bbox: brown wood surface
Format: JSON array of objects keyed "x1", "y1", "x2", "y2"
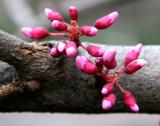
[{"x1": 0, "y1": 30, "x2": 159, "y2": 113}]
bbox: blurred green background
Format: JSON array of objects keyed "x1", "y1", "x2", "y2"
[{"x1": 0, "y1": 0, "x2": 160, "y2": 45}]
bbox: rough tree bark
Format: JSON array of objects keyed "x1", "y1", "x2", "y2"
[{"x1": 0, "y1": 30, "x2": 159, "y2": 113}]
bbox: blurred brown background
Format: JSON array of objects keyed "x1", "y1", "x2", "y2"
[{"x1": 0, "y1": 0, "x2": 160, "y2": 45}]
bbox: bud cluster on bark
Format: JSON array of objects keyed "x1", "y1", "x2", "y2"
[{"x1": 4, "y1": 6, "x2": 148, "y2": 113}]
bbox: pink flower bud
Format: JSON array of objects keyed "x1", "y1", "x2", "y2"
[
  {"x1": 124, "y1": 44, "x2": 143, "y2": 66},
  {"x1": 86, "y1": 45, "x2": 105, "y2": 57},
  {"x1": 57, "y1": 41, "x2": 67, "y2": 53},
  {"x1": 75, "y1": 56, "x2": 88, "y2": 70},
  {"x1": 81, "y1": 26, "x2": 98, "y2": 36},
  {"x1": 44, "y1": 8, "x2": 64, "y2": 22},
  {"x1": 95, "y1": 11, "x2": 119, "y2": 29},
  {"x1": 101, "y1": 83, "x2": 114, "y2": 95},
  {"x1": 102, "y1": 49, "x2": 117, "y2": 69},
  {"x1": 82, "y1": 60, "x2": 97, "y2": 75},
  {"x1": 124, "y1": 59, "x2": 147, "y2": 74},
  {"x1": 123, "y1": 91, "x2": 139, "y2": 112},
  {"x1": 52, "y1": 20, "x2": 68, "y2": 31},
  {"x1": 102, "y1": 93, "x2": 116, "y2": 110},
  {"x1": 95, "y1": 58, "x2": 103, "y2": 67},
  {"x1": 21, "y1": 27, "x2": 49, "y2": 39},
  {"x1": 75, "y1": 56, "x2": 96, "y2": 75},
  {"x1": 108, "y1": 11, "x2": 119, "y2": 24},
  {"x1": 65, "y1": 41, "x2": 77, "y2": 57},
  {"x1": 95, "y1": 58, "x2": 103, "y2": 72},
  {"x1": 69, "y1": 6, "x2": 78, "y2": 21},
  {"x1": 50, "y1": 47, "x2": 61, "y2": 58}
]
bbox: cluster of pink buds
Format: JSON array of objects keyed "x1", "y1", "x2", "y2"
[
  {"x1": 21, "y1": 6, "x2": 147, "y2": 112},
  {"x1": 75, "y1": 43, "x2": 147, "y2": 112},
  {"x1": 21, "y1": 6, "x2": 118, "y2": 58},
  {"x1": 97, "y1": 43, "x2": 147, "y2": 112}
]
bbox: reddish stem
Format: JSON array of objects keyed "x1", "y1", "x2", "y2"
[
  {"x1": 105, "y1": 68, "x2": 109, "y2": 75},
  {"x1": 80, "y1": 43, "x2": 87, "y2": 50},
  {"x1": 96, "y1": 72, "x2": 105, "y2": 79},
  {"x1": 115, "y1": 81, "x2": 125, "y2": 93},
  {"x1": 115, "y1": 66, "x2": 125, "y2": 74},
  {"x1": 49, "y1": 32, "x2": 68, "y2": 37}
]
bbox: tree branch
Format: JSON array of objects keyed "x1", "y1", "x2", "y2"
[{"x1": 0, "y1": 30, "x2": 159, "y2": 113}]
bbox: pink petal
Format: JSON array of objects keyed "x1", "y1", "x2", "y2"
[
  {"x1": 101, "y1": 83, "x2": 114, "y2": 95},
  {"x1": 65, "y1": 41, "x2": 77, "y2": 57},
  {"x1": 102, "y1": 93, "x2": 116, "y2": 110},
  {"x1": 124, "y1": 43, "x2": 143, "y2": 66},
  {"x1": 57, "y1": 41, "x2": 67, "y2": 52},
  {"x1": 50, "y1": 47, "x2": 61, "y2": 58},
  {"x1": 69, "y1": 6, "x2": 78, "y2": 21},
  {"x1": 124, "y1": 59, "x2": 147, "y2": 74},
  {"x1": 66, "y1": 47, "x2": 77, "y2": 57},
  {"x1": 21, "y1": 27, "x2": 32, "y2": 37},
  {"x1": 102, "y1": 100, "x2": 112, "y2": 110},
  {"x1": 95, "y1": 58, "x2": 103, "y2": 72},
  {"x1": 102, "y1": 49, "x2": 117, "y2": 69},
  {"x1": 75, "y1": 56, "x2": 87, "y2": 70},
  {"x1": 87, "y1": 45, "x2": 105, "y2": 57},
  {"x1": 22, "y1": 27, "x2": 49, "y2": 39},
  {"x1": 123, "y1": 91, "x2": 139, "y2": 112},
  {"x1": 95, "y1": 11, "x2": 119, "y2": 29},
  {"x1": 108, "y1": 11, "x2": 119, "y2": 24},
  {"x1": 101, "y1": 88, "x2": 108, "y2": 95},
  {"x1": 81, "y1": 26, "x2": 98, "y2": 36},
  {"x1": 130, "y1": 104, "x2": 139, "y2": 112},
  {"x1": 52, "y1": 20, "x2": 68, "y2": 31},
  {"x1": 44, "y1": 8, "x2": 64, "y2": 21},
  {"x1": 82, "y1": 60, "x2": 97, "y2": 75}
]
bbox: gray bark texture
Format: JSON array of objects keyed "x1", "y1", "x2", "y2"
[{"x1": 0, "y1": 29, "x2": 159, "y2": 113}]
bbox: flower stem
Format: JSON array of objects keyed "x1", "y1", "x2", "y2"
[
  {"x1": 115, "y1": 66, "x2": 125, "y2": 74},
  {"x1": 96, "y1": 72, "x2": 105, "y2": 79},
  {"x1": 105, "y1": 68, "x2": 109, "y2": 75},
  {"x1": 49, "y1": 32, "x2": 68, "y2": 37},
  {"x1": 115, "y1": 81, "x2": 125, "y2": 93},
  {"x1": 80, "y1": 43, "x2": 87, "y2": 50}
]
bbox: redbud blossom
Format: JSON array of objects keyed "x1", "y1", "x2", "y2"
[
  {"x1": 21, "y1": 27, "x2": 49, "y2": 39},
  {"x1": 102, "y1": 93, "x2": 116, "y2": 110},
  {"x1": 75, "y1": 56, "x2": 88, "y2": 70},
  {"x1": 44, "y1": 8, "x2": 64, "y2": 22},
  {"x1": 95, "y1": 11, "x2": 119, "y2": 29},
  {"x1": 95, "y1": 58, "x2": 103, "y2": 72},
  {"x1": 57, "y1": 41, "x2": 67, "y2": 53},
  {"x1": 82, "y1": 60, "x2": 97, "y2": 75},
  {"x1": 87, "y1": 45, "x2": 105, "y2": 57},
  {"x1": 21, "y1": 6, "x2": 148, "y2": 112},
  {"x1": 75, "y1": 56, "x2": 96, "y2": 75},
  {"x1": 65, "y1": 41, "x2": 77, "y2": 57},
  {"x1": 102, "y1": 49, "x2": 117, "y2": 69},
  {"x1": 69, "y1": 6, "x2": 78, "y2": 21},
  {"x1": 124, "y1": 44, "x2": 143, "y2": 66},
  {"x1": 52, "y1": 20, "x2": 68, "y2": 31},
  {"x1": 124, "y1": 59, "x2": 147, "y2": 74},
  {"x1": 50, "y1": 47, "x2": 61, "y2": 58},
  {"x1": 81, "y1": 26, "x2": 98, "y2": 36},
  {"x1": 101, "y1": 83, "x2": 114, "y2": 95},
  {"x1": 123, "y1": 91, "x2": 139, "y2": 112},
  {"x1": 108, "y1": 11, "x2": 119, "y2": 24}
]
